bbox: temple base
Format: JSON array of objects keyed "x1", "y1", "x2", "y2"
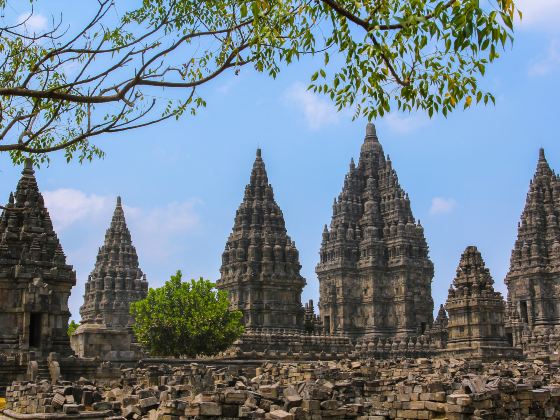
[{"x1": 70, "y1": 324, "x2": 142, "y2": 361}]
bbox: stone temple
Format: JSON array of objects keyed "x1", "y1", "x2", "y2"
[
  {"x1": 505, "y1": 148, "x2": 560, "y2": 353},
  {"x1": 0, "y1": 160, "x2": 75, "y2": 359},
  {"x1": 71, "y1": 197, "x2": 148, "y2": 360},
  {"x1": 216, "y1": 149, "x2": 306, "y2": 332},
  {"x1": 316, "y1": 123, "x2": 434, "y2": 339},
  {"x1": 3, "y1": 124, "x2": 560, "y2": 408},
  {"x1": 445, "y1": 245, "x2": 520, "y2": 358}
]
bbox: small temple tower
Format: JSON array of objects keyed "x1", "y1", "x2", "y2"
[
  {"x1": 0, "y1": 160, "x2": 76, "y2": 359},
  {"x1": 505, "y1": 149, "x2": 560, "y2": 336},
  {"x1": 71, "y1": 197, "x2": 148, "y2": 359},
  {"x1": 445, "y1": 246, "x2": 520, "y2": 358},
  {"x1": 316, "y1": 123, "x2": 434, "y2": 339},
  {"x1": 216, "y1": 149, "x2": 306, "y2": 332},
  {"x1": 427, "y1": 304, "x2": 449, "y2": 349}
]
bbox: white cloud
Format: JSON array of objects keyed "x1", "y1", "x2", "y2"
[
  {"x1": 43, "y1": 189, "x2": 110, "y2": 231},
  {"x1": 516, "y1": 0, "x2": 560, "y2": 32},
  {"x1": 284, "y1": 82, "x2": 340, "y2": 131},
  {"x1": 383, "y1": 112, "x2": 430, "y2": 135},
  {"x1": 125, "y1": 200, "x2": 199, "y2": 238},
  {"x1": 16, "y1": 12, "x2": 48, "y2": 33},
  {"x1": 429, "y1": 197, "x2": 456, "y2": 216},
  {"x1": 529, "y1": 39, "x2": 560, "y2": 76},
  {"x1": 43, "y1": 188, "x2": 200, "y2": 260}
]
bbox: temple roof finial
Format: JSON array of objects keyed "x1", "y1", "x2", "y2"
[
  {"x1": 22, "y1": 158, "x2": 34, "y2": 175},
  {"x1": 366, "y1": 122, "x2": 377, "y2": 138},
  {"x1": 116, "y1": 196, "x2": 122, "y2": 207},
  {"x1": 256, "y1": 148, "x2": 262, "y2": 158},
  {"x1": 539, "y1": 148, "x2": 546, "y2": 162}
]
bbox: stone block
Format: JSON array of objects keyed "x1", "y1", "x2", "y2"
[
  {"x1": 139, "y1": 396, "x2": 158, "y2": 410},
  {"x1": 225, "y1": 390, "x2": 248, "y2": 404},
  {"x1": 222, "y1": 403, "x2": 239, "y2": 417},
  {"x1": 270, "y1": 409, "x2": 294, "y2": 420},
  {"x1": 63, "y1": 404, "x2": 80, "y2": 414},
  {"x1": 52, "y1": 393, "x2": 65, "y2": 408},
  {"x1": 284, "y1": 394, "x2": 302, "y2": 410},
  {"x1": 424, "y1": 401, "x2": 445, "y2": 412},
  {"x1": 320, "y1": 400, "x2": 339, "y2": 410},
  {"x1": 199, "y1": 401, "x2": 222, "y2": 416},
  {"x1": 302, "y1": 399, "x2": 321, "y2": 412}
]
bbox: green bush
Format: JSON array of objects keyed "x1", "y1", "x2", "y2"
[{"x1": 130, "y1": 271, "x2": 244, "y2": 357}]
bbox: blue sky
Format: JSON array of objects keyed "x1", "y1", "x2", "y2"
[{"x1": 0, "y1": 0, "x2": 559, "y2": 322}]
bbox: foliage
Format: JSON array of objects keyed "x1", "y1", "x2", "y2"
[
  {"x1": 67, "y1": 320, "x2": 80, "y2": 336},
  {"x1": 0, "y1": 0, "x2": 518, "y2": 164},
  {"x1": 130, "y1": 271, "x2": 244, "y2": 357}
]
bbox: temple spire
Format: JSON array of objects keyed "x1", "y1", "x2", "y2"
[
  {"x1": 445, "y1": 245, "x2": 516, "y2": 358},
  {"x1": 0, "y1": 161, "x2": 75, "y2": 357},
  {"x1": 536, "y1": 147, "x2": 551, "y2": 174},
  {"x1": 506, "y1": 148, "x2": 560, "y2": 333},
  {"x1": 217, "y1": 149, "x2": 306, "y2": 332},
  {"x1": 79, "y1": 196, "x2": 147, "y2": 328},
  {"x1": 452, "y1": 246, "x2": 494, "y2": 290},
  {"x1": 317, "y1": 123, "x2": 433, "y2": 339},
  {"x1": 507, "y1": 148, "x2": 558, "y2": 275},
  {"x1": 539, "y1": 147, "x2": 546, "y2": 162}
]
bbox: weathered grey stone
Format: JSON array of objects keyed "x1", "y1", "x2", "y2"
[
  {"x1": 444, "y1": 246, "x2": 521, "y2": 359},
  {"x1": 71, "y1": 196, "x2": 148, "y2": 360},
  {"x1": 62, "y1": 403, "x2": 80, "y2": 414},
  {"x1": 0, "y1": 159, "x2": 76, "y2": 359},
  {"x1": 505, "y1": 149, "x2": 560, "y2": 355},
  {"x1": 216, "y1": 149, "x2": 306, "y2": 333},
  {"x1": 316, "y1": 123, "x2": 434, "y2": 340}
]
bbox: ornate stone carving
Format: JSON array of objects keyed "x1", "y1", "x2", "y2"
[
  {"x1": 0, "y1": 160, "x2": 75, "y2": 358},
  {"x1": 316, "y1": 123, "x2": 434, "y2": 339},
  {"x1": 505, "y1": 149, "x2": 560, "y2": 338},
  {"x1": 216, "y1": 149, "x2": 306, "y2": 332},
  {"x1": 72, "y1": 197, "x2": 147, "y2": 359},
  {"x1": 445, "y1": 246, "x2": 520, "y2": 358},
  {"x1": 78, "y1": 196, "x2": 147, "y2": 328}
]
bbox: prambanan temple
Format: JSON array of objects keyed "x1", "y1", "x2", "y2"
[
  {"x1": 316, "y1": 123, "x2": 433, "y2": 340},
  {"x1": 0, "y1": 123, "x2": 559, "y2": 388}
]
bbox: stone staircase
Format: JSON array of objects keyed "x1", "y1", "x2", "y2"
[{"x1": 36, "y1": 360, "x2": 50, "y2": 381}]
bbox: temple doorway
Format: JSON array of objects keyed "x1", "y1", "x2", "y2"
[
  {"x1": 520, "y1": 301, "x2": 529, "y2": 323},
  {"x1": 29, "y1": 313, "x2": 42, "y2": 348}
]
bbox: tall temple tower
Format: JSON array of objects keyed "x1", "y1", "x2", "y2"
[
  {"x1": 505, "y1": 149, "x2": 560, "y2": 335},
  {"x1": 0, "y1": 160, "x2": 76, "y2": 358},
  {"x1": 445, "y1": 246, "x2": 518, "y2": 358},
  {"x1": 316, "y1": 123, "x2": 434, "y2": 339},
  {"x1": 216, "y1": 149, "x2": 306, "y2": 332},
  {"x1": 71, "y1": 197, "x2": 148, "y2": 359}
]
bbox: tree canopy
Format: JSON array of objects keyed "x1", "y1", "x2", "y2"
[
  {"x1": 130, "y1": 271, "x2": 244, "y2": 357},
  {"x1": 67, "y1": 320, "x2": 79, "y2": 336},
  {"x1": 0, "y1": 0, "x2": 518, "y2": 164}
]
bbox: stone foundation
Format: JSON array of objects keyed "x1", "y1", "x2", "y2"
[{"x1": 70, "y1": 323, "x2": 141, "y2": 361}]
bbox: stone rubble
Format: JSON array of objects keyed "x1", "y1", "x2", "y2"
[
  {"x1": 4, "y1": 377, "x2": 114, "y2": 416},
  {"x1": 5, "y1": 358, "x2": 560, "y2": 419}
]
